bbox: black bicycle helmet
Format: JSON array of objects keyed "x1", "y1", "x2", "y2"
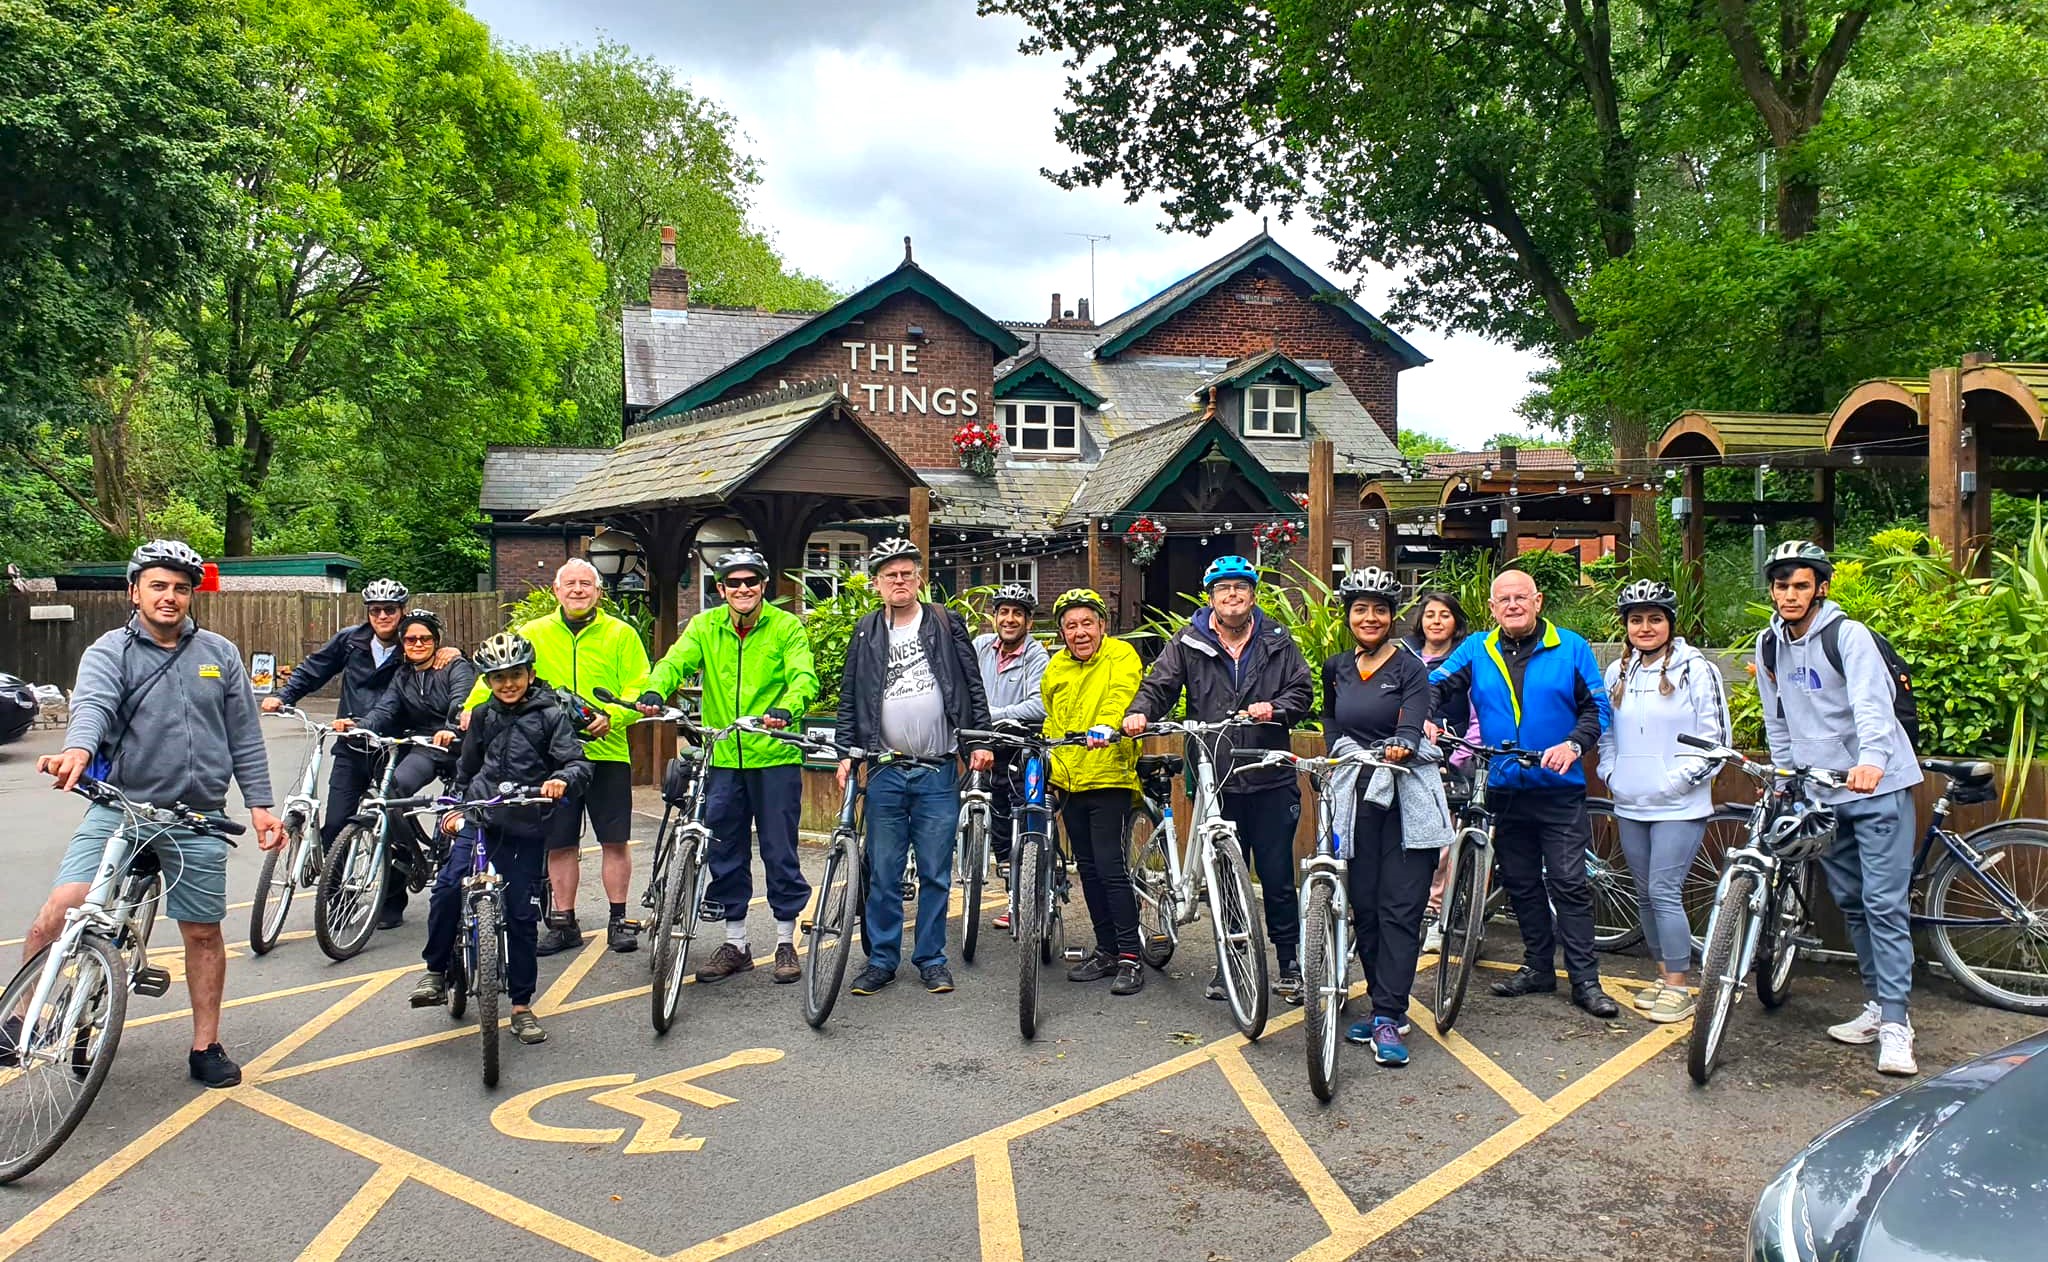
[
  {"x1": 713, "y1": 548, "x2": 769, "y2": 580},
  {"x1": 1764, "y1": 540, "x2": 1833, "y2": 583},
  {"x1": 1335, "y1": 566, "x2": 1402, "y2": 610},
  {"x1": 868, "y1": 537, "x2": 922, "y2": 573},
  {"x1": 361, "y1": 577, "x2": 410, "y2": 605},
  {"x1": 991, "y1": 583, "x2": 1037, "y2": 613},
  {"x1": 126, "y1": 539, "x2": 205, "y2": 584},
  {"x1": 1614, "y1": 579, "x2": 1678, "y2": 618},
  {"x1": 473, "y1": 631, "x2": 536, "y2": 673},
  {"x1": 1769, "y1": 805, "x2": 1838, "y2": 862},
  {"x1": 397, "y1": 609, "x2": 442, "y2": 642}
]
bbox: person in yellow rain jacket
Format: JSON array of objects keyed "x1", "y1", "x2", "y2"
[{"x1": 1040, "y1": 588, "x2": 1146, "y2": 996}]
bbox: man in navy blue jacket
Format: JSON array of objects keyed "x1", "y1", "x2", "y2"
[{"x1": 1431, "y1": 568, "x2": 1617, "y2": 1017}]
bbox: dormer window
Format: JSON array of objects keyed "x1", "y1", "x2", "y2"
[
  {"x1": 1000, "y1": 401, "x2": 1080, "y2": 454},
  {"x1": 1244, "y1": 384, "x2": 1301, "y2": 438}
]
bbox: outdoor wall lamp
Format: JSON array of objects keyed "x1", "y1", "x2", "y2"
[
  {"x1": 1960, "y1": 470, "x2": 1979, "y2": 498},
  {"x1": 585, "y1": 527, "x2": 643, "y2": 586},
  {"x1": 907, "y1": 325, "x2": 926, "y2": 340},
  {"x1": 1671, "y1": 496, "x2": 1693, "y2": 519}
]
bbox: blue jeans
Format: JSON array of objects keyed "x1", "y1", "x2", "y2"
[
  {"x1": 1818, "y1": 788, "x2": 1918, "y2": 1022},
  {"x1": 1616, "y1": 817, "x2": 1707, "y2": 974},
  {"x1": 424, "y1": 825, "x2": 546, "y2": 1006},
  {"x1": 863, "y1": 761, "x2": 959, "y2": 974}
]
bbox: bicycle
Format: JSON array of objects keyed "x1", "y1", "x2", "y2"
[
  {"x1": 1433, "y1": 734, "x2": 1542, "y2": 1035},
  {"x1": 1898, "y1": 758, "x2": 2048, "y2": 1014},
  {"x1": 778, "y1": 731, "x2": 876, "y2": 1029},
  {"x1": 960, "y1": 726, "x2": 1097, "y2": 1039},
  {"x1": 1671, "y1": 734, "x2": 1848, "y2": 1083},
  {"x1": 0, "y1": 780, "x2": 241, "y2": 1183},
  {"x1": 594, "y1": 688, "x2": 777, "y2": 1034},
  {"x1": 434, "y1": 784, "x2": 557, "y2": 1088},
  {"x1": 315, "y1": 730, "x2": 450, "y2": 961},
  {"x1": 955, "y1": 767, "x2": 993, "y2": 964},
  {"x1": 249, "y1": 706, "x2": 342, "y2": 955},
  {"x1": 1243, "y1": 743, "x2": 1406, "y2": 1103},
  {"x1": 1123, "y1": 717, "x2": 1272, "y2": 1042}
]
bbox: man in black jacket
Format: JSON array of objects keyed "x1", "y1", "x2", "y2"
[
  {"x1": 834, "y1": 539, "x2": 992, "y2": 997},
  {"x1": 1123, "y1": 556, "x2": 1315, "y2": 1003}
]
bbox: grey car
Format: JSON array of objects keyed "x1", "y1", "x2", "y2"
[
  {"x1": 0, "y1": 674, "x2": 35, "y2": 745},
  {"x1": 1751, "y1": 1027, "x2": 2048, "y2": 1261}
]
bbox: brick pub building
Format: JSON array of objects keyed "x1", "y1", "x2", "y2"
[{"x1": 487, "y1": 229, "x2": 1427, "y2": 627}]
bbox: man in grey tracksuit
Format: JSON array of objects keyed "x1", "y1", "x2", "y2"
[
  {"x1": 973, "y1": 586, "x2": 1048, "y2": 876},
  {"x1": 1756, "y1": 541, "x2": 1923, "y2": 1077}
]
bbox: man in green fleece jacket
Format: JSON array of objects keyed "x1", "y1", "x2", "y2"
[{"x1": 634, "y1": 550, "x2": 818, "y2": 985}]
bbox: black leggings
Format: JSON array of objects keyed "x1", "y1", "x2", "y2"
[{"x1": 1061, "y1": 789, "x2": 1139, "y2": 958}]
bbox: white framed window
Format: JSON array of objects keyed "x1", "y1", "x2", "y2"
[
  {"x1": 997, "y1": 559, "x2": 1039, "y2": 602},
  {"x1": 804, "y1": 531, "x2": 869, "y2": 601},
  {"x1": 1330, "y1": 540, "x2": 1353, "y2": 581},
  {"x1": 1244, "y1": 384, "x2": 1301, "y2": 437},
  {"x1": 999, "y1": 401, "x2": 1080, "y2": 454}
]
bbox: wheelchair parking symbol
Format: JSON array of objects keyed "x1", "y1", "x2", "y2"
[{"x1": 489, "y1": 1047, "x2": 784, "y2": 1154}]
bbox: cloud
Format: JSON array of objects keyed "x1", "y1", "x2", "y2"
[{"x1": 469, "y1": 0, "x2": 1547, "y2": 449}]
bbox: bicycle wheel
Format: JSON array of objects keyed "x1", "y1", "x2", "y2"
[
  {"x1": 1015, "y1": 833, "x2": 1046, "y2": 1039},
  {"x1": 1584, "y1": 800, "x2": 1643, "y2": 952},
  {"x1": 315, "y1": 820, "x2": 385, "y2": 962},
  {"x1": 641, "y1": 813, "x2": 676, "y2": 974},
  {"x1": 650, "y1": 835, "x2": 702, "y2": 1034},
  {"x1": 445, "y1": 944, "x2": 468, "y2": 1020},
  {"x1": 1754, "y1": 861, "x2": 1815, "y2": 1010},
  {"x1": 474, "y1": 898, "x2": 502, "y2": 1088},
  {"x1": 1434, "y1": 835, "x2": 1490, "y2": 1035},
  {"x1": 1684, "y1": 808, "x2": 1751, "y2": 954},
  {"x1": 1128, "y1": 816, "x2": 1176, "y2": 969},
  {"x1": 0, "y1": 935, "x2": 128, "y2": 1184},
  {"x1": 249, "y1": 812, "x2": 307, "y2": 954},
  {"x1": 1690, "y1": 870, "x2": 1756, "y2": 1086},
  {"x1": 961, "y1": 809, "x2": 989, "y2": 964},
  {"x1": 1301, "y1": 883, "x2": 1342, "y2": 1104},
  {"x1": 802, "y1": 833, "x2": 860, "y2": 1029},
  {"x1": 1209, "y1": 833, "x2": 1270, "y2": 1041},
  {"x1": 1925, "y1": 826, "x2": 2048, "y2": 1016}
]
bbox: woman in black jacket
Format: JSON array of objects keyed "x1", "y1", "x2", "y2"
[
  {"x1": 344, "y1": 610, "x2": 474, "y2": 798},
  {"x1": 1321, "y1": 568, "x2": 1433, "y2": 1068}
]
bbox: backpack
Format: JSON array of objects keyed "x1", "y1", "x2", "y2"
[{"x1": 1759, "y1": 619, "x2": 1919, "y2": 749}]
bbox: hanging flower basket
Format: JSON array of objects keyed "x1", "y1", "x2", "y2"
[
  {"x1": 1124, "y1": 515, "x2": 1166, "y2": 569},
  {"x1": 953, "y1": 419, "x2": 1002, "y2": 479},
  {"x1": 1253, "y1": 519, "x2": 1300, "y2": 567}
]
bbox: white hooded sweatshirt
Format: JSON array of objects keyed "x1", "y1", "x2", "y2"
[{"x1": 1596, "y1": 637, "x2": 1731, "y2": 822}]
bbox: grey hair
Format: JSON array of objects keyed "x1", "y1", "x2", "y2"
[{"x1": 555, "y1": 557, "x2": 601, "y2": 584}]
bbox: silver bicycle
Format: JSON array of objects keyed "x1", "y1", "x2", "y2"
[
  {"x1": 0, "y1": 780, "x2": 242, "y2": 1183},
  {"x1": 315, "y1": 730, "x2": 448, "y2": 961},
  {"x1": 249, "y1": 706, "x2": 341, "y2": 954},
  {"x1": 955, "y1": 767, "x2": 994, "y2": 963},
  {"x1": 1126, "y1": 718, "x2": 1271, "y2": 1041}
]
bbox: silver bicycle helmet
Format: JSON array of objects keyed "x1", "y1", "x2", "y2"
[
  {"x1": 1615, "y1": 579, "x2": 1678, "y2": 618},
  {"x1": 1764, "y1": 540, "x2": 1832, "y2": 583},
  {"x1": 712, "y1": 548, "x2": 769, "y2": 580},
  {"x1": 990, "y1": 583, "x2": 1037, "y2": 613},
  {"x1": 361, "y1": 577, "x2": 410, "y2": 605},
  {"x1": 1335, "y1": 566, "x2": 1402, "y2": 609},
  {"x1": 473, "y1": 631, "x2": 536, "y2": 673},
  {"x1": 126, "y1": 539, "x2": 205, "y2": 584},
  {"x1": 1768, "y1": 805, "x2": 1838, "y2": 862},
  {"x1": 868, "y1": 537, "x2": 922, "y2": 573}
]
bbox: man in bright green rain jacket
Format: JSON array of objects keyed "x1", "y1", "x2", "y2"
[
  {"x1": 633, "y1": 549, "x2": 818, "y2": 984},
  {"x1": 463, "y1": 559, "x2": 651, "y2": 955}
]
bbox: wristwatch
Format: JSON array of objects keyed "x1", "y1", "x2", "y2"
[{"x1": 1564, "y1": 739, "x2": 1584, "y2": 757}]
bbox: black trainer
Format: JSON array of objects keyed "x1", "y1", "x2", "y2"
[
  {"x1": 1571, "y1": 980, "x2": 1620, "y2": 1018},
  {"x1": 1067, "y1": 950, "x2": 1118, "y2": 982},
  {"x1": 1489, "y1": 965, "x2": 1559, "y2": 998},
  {"x1": 535, "y1": 914, "x2": 583, "y2": 957},
  {"x1": 0, "y1": 1014, "x2": 21, "y2": 1067},
  {"x1": 607, "y1": 916, "x2": 639, "y2": 954},
  {"x1": 408, "y1": 971, "x2": 447, "y2": 1008},
  {"x1": 188, "y1": 1043, "x2": 242, "y2": 1089},
  {"x1": 1110, "y1": 958, "x2": 1145, "y2": 996},
  {"x1": 1205, "y1": 969, "x2": 1226, "y2": 1000},
  {"x1": 921, "y1": 964, "x2": 955, "y2": 994},
  {"x1": 850, "y1": 965, "x2": 895, "y2": 996}
]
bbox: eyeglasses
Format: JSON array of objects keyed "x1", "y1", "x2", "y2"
[
  {"x1": 402, "y1": 634, "x2": 437, "y2": 644},
  {"x1": 1209, "y1": 582, "x2": 1255, "y2": 596},
  {"x1": 1490, "y1": 594, "x2": 1534, "y2": 607},
  {"x1": 367, "y1": 604, "x2": 402, "y2": 617},
  {"x1": 720, "y1": 575, "x2": 764, "y2": 590},
  {"x1": 877, "y1": 572, "x2": 919, "y2": 584}
]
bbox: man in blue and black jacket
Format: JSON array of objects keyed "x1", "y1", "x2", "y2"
[{"x1": 1431, "y1": 568, "x2": 1617, "y2": 1018}]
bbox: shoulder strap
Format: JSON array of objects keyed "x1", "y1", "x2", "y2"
[
  {"x1": 1759, "y1": 629, "x2": 1777, "y2": 678},
  {"x1": 101, "y1": 633, "x2": 196, "y2": 767},
  {"x1": 1819, "y1": 619, "x2": 1846, "y2": 678}
]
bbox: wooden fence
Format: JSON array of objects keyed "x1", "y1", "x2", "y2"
[{"x1": 1, "y1": 591, "x2": 513, "y2": 690}]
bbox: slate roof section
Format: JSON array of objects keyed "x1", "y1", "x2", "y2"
[
  {"x1": 926, "y1": 464, "x2": 1091, "y2": 533},
  {"x1": 1063, "y1": 413, "x2": 1209, "y2": 519},
  {"x1": 622, "y1": 305, "x2": 812, "y2": 413},
  {"x1": 481, "y1": 447, "x2": 612, "y2": 515},
  {"x1": 1422, "y1": 448, "x2": 1583, "y2": 476},
  {"x1": 1198, "y1": 348, "x2": 1329, "y2": 394}
]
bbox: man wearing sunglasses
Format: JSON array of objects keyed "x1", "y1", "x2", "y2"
[
  {"x1": 263, "y1": 577, "x2": 411, "y2": 926},
  {"x1": 633, "y1": 549, "x2": 819, "y2": 985}
]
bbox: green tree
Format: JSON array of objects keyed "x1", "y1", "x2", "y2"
[
  {"x1": 514, "y1": 40, "x2": 840, "y2": 441},
  {"x1": 1397, "y1": 429, "x2": 1457, "y2": 460}
]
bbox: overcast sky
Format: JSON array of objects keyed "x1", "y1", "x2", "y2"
[{"x1": 467, "y1": 0, "x2": 1549, "y2": 448}]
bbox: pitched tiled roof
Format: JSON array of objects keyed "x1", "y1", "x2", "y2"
[
  {"x1": 1197, "y1": 348, "x2": 1328, "y2": 394},
  {"x1": 481, "y1": 447, "x2": 612, "y2": 515},
  {"x1": 1064, "y1": 413, "x2": 1209, "y2": 519},
  {"x1": 622, "y1": 305, "x2": 812, "y2": 412},
  {"x1": 927, "y1": 464, "x2": 1091, "y2": 533},
  {"x1": 1422, "y1": 448, "x2": 1582, "y2": 476}
]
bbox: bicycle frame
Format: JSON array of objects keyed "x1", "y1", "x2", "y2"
[
  {"x1": 1144, "y1": 720, "x2": 1263, "y2": 932},
  {"x1": 267, "y1": 707, "x2": 336, "y2": 884},
  {"x1": 956, "y1": 769, "x2": 992, "y2": 882},
  {"x1": 1908, "y1": 794, "x2": 2037, "y2": 930}
]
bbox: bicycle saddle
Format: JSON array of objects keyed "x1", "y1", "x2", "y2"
[
  {"x1": 1922, "y1": 758, "x2": 1997, "y2": 804},
  {"x1": 1136, "y1": 754, "x2": 1184, "y2": 779}
]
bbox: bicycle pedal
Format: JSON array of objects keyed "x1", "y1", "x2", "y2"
[
  {"x1": 1061, "y1": 947, "x2": 1086, "y2": 962},
  {"x1": 697, "y1": 902, "x2": 725, "y2": 924},
  {"x1": 131, "y1": 966, "x2": 172, "y2": 998},
  {"x1": 1792, "y1": 934, "x2": 1824, "y2": 952}
]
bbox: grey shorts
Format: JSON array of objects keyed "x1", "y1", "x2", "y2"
[{"x1": 54, "y1": 803, "x2": 230, "y2": 924}]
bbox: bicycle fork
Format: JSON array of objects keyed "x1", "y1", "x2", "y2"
[
  {"x1": 1299, "y1": 859, "x2": 1349, "y2": 1007},
  {"x1": 1704, "y1": 856, "x2": 1774, "y2": 993}
]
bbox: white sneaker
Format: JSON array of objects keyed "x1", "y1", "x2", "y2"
[
  {"x1": 1877, "y1": 1022, "x2": 1918, "y2": 1076},
  {"x1": 1827, "y1": 1001, "x2": 1883, "y2": 1045},
  {"x1": 1422, "y1": 922, "x2": 1443, "y2": 954},
  {"x1": 1633, "y1": 982, "x2": 1666, "y2": 1011}
]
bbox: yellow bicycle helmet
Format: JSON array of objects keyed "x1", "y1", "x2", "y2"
[{"x1": 1050, "y1": 587, "x2": 1108, "y2": 620}]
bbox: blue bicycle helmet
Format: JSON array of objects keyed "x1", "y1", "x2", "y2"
[{"x1": 1202, "y1": 555, "x2": 1259, "y2": 589}]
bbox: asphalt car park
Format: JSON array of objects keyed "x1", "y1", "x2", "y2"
[{"x1": 1, "y1": 716, "x2": 2042, "y2": 1262}]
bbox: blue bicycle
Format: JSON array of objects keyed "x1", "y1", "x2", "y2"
[{"x1": 436, "y1": 783, "x2": 556, "y2": 1088}]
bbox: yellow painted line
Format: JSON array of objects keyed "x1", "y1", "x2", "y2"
[
  {"x1": 236, "y1": 1087, "x2": 661, "y2": 1262},
  {"x1": 258, "y1": 1025, "x2": 478, "y2": 1083},
  {"x1": 491, "y1": 1074, "x2": 638, "y2": 1147},
  {"x1": 973, "y1": 1142, "x2": 1024, "y2": 1262},
  {"x1": 1404, "y1": 1002, "x2": 1549, "y2": 1117},
  {"x1": 0, "y1": 1091, "x2": 228, "y2": 1259},
  {"x1": 1213, "y1": 1045, "x2": 1360, "y2": 1233},
  {"x1": 130, "y1": 963, "x2": 416, "y2": 1030},
  {"x1": 245, "y1": 970, "x2": 405, "y2": 1079},
  {"x1": 1544, "y1": 1015, "x2": 1692, "y2": 1114},
  {"x1": 533, "y1": 932, "x2": 609, "y2": 1015},
  {"x1": 293, "y1": 1165, "x2": 408, "y2": 1262}
]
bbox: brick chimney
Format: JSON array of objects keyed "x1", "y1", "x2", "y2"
[
  {"x1": 1076, "y1": 298, "x2": 1091, "y2": 326},
  {"x1": 650, "y1": 225, "x2": 690, "y2": 310},
  {"x1": 1048, "y1": 292, "x2": 1061, "y2": 324}
]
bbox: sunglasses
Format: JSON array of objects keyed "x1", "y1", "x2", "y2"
[
  {"x1": 367, "y1": 604, "x2": 403, "y2": 617},
  {"x1": 401, "y1": 634, "x2": 437, "y2": 644},
  {"x1": 720, "y1": 575, "x2": 764, "y2": 590}
]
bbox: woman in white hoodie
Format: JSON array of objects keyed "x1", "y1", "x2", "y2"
[{"x1": 1597, "y1": 580, "x2": 1732, "y2": 1023}]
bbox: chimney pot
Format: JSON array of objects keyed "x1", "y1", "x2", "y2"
[
  {"x1": 1077, "y1": 298, "x2": 1090, "y2": 324},
  {"x1": 1962, "y1": 350, "x2": 1996, "y2": 369},
  {"x1": 651, "y1": 225, "x2": 689, "y2": 311},
  {"x1": 659, "y1": 225, "x2": 677, "y2": 268},
  {"x1": 1050, "y1": 293, "x2": 1061, "y2": 323}
]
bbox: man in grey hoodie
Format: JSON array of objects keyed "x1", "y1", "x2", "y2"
[
  {"x1": 973, "y1": 584, "x2": 1048, "y2": 891},
  {"x1": 23, "y1": 540, "x2": 284, "y2": 1089},
  {"x1": 1756, "y1": 541, "x2": 1923, "y2": 1077}
]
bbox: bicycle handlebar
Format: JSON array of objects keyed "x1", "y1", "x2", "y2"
[
  {"x1": 1437, "y1": 732, "x2": 1541, "y2": 766},
  {"x1": 70, "y1": 779, "x2": 246, "y2": 838},
  {"x1": 956, "y1": 728, "x2": 1109, "y2": 751},
  {"x1": 1673, "y1": 733, "x2": 1847, "y2": 791},
  {"x1": 1141, "y1": 716, "x2": 1273, "y2": 738}
]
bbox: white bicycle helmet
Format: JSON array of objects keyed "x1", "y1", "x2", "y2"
[
  {"x1": 473, "y1": 631, "x2": 536, "y2": 673},
  {"x1": 1335, "y1": 566, "x2": 1402, "y2": 609},
  {"x1": 991, "y1": 583, "x2": 1037, "y2": 612},
  {"x1": 1615, "y1": 579, "x2": 1678, "y2": 618},
  {"x1": 361, "y1": 577, "x2": 410, "y2": 605},
  {"x1": 868, "y1": 537, "x2": 922, "y2": 573},
  {"x1": 1763, "y1": 540, "x2": 1832, "y2": 583},
  {"x1": 126, "y1": 539, "x2": 205, "y2": 584}
]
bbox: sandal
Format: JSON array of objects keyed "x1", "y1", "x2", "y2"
[{"x1": 509, "y1": 1009, "x2": 547, "y2": 1045}]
